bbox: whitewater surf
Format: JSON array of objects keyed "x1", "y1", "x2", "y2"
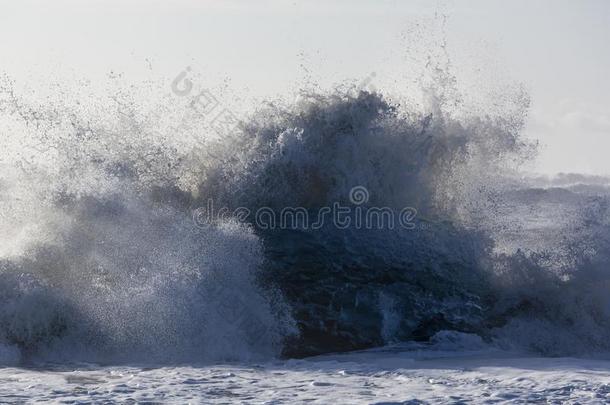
[{"x1": 1, "y1": 69, "x2": 609, "y2": 367}]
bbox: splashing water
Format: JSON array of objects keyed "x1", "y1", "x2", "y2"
[{"x1": 0, "y1": 57, "x2": 609, "y2": 365}]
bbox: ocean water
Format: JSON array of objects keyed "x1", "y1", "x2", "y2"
[
  {"x1": 1, "y1": 333, "x2": 610, "y2": 403},
  {"x1": 1, "y1": 68, "x2": 610, "y2": 402}
]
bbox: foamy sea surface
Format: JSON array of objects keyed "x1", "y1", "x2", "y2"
[{"x1": 3, "y1": 347, "x2": 609, "y2": 404}]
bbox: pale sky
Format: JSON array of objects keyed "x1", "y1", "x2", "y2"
[{"x1": 1, "y1": 0, "x2": 609, "y2": 175}]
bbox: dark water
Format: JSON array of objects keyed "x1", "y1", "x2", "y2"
[{"x1": 1, "y1": 74, "x2": 609, "y2": 365}]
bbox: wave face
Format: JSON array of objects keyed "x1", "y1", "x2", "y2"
[{"x1": 0, "y1": 71, "x2": 609, "y2": 364}]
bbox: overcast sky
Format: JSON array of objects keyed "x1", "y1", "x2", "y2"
[{"x1": 1, "y1": 0, "x2": 609, "y2": 175}]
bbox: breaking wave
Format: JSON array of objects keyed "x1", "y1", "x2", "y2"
[{"x1": 0, "y1": 64, "x2": 609, "y2": 365}]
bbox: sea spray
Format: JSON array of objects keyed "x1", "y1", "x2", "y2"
[{"x1": 1, "y1": 67, "x2": 610, "y2": 363}]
